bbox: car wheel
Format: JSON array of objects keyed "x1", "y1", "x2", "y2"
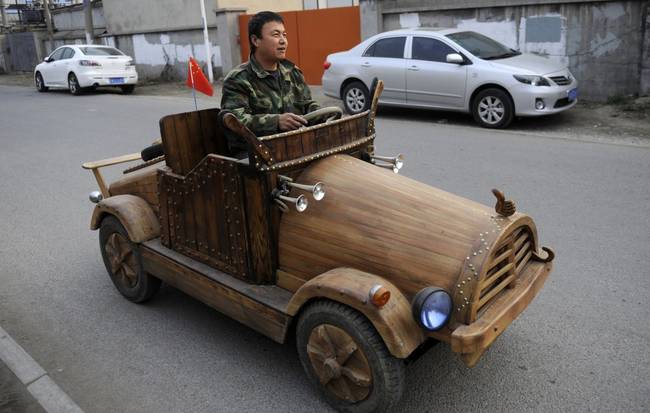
[
  {"x1": 68, "y1": 73, "x2": 82, "y2": 95},
  {"x1": 35, "y1": 72, "x2": 48, "y2": 92},
  {"x1": 472, "y1": 88, "x2": 514, "y2": 128},
  {"x1": 121, "y1": 85, "x2": 135, "y2": 94},
  {"x1": 99, "y1": 216, "x2": 161, "y2": 303},
  {"x1": 342, "y1": 81, "x2": 370, "y2": 115},
  {"x1": 296, "y1": 301, "x2": 405, "y2": 413}
]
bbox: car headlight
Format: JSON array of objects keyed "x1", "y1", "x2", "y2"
[
  {"x1": 412, "y1": 287, "x2": 452, "y2": 331},
  {"x1": 513, "y1": 74, "x2": 550, "y2": 86}
]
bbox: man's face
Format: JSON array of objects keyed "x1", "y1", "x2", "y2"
[{"x1": 252, "y1": 21, "x2": 287, "y2": 62}]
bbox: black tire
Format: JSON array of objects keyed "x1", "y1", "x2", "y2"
[
  {"x1": 121, "y1": 85, "x2": 135, "y2": 94},
  {"x1": 342, "y1": 81, "x2": 370, "y2": 115},
  {"x1": 471, "y1": 88, "x2": 514, "y2": 128},
  {"x1": 68, "y1": 73, "x2": 82, "y2": 95},
  {"x1": 141, "y1": 143, "x2": 164, "y2": 161},
  {"x1": 35, "y1": 72, "x2": 48, "y2": 92},
  {"x1": 99, "y1": 216, "x2": 161, "y2": 303},
  {"x1": 296, "y1": 301, "x2": 405, "y2": 413}
]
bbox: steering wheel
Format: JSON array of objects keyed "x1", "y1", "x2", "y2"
[{"x1": 303, "y1": 106, "x2": 344, "y2": 126}]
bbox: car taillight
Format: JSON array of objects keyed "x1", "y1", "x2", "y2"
[
  {"x1": 79, "y1": 60, "x2": 101, "y2": 67},
  {"x1": 323, "y1": 61, "x2": 331, "y2": 70}
]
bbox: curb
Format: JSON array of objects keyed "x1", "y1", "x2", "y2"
[{"x1": 0, "y1": 325, "x2": 84, "y2": 413}]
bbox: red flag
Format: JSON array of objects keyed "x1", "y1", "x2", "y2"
[{"x1": 186, "y1": 57, "x2": 213, "y2": 96}]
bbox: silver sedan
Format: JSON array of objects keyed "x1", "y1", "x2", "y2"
[{"x1": 322, "y1": 28, "x2": 578, "y2": 128}]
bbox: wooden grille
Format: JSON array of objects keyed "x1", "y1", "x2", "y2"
[{"x1": 473, "y1": 227, "x2": 533, "y2": 318}]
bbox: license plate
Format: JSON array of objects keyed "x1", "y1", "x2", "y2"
[
  {"x1": 110, "y1": 77, "x2": 124, "y2": 85},
  {"x1": 568, "y1": 88, "x2": 578, "y2": 101}
]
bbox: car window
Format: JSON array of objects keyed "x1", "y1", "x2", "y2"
[
  {"x1": 446, "y1": 31, "x2": 518, "y2": 60},
  {"x1": 50, "y1": 48, "x2": 65, "y2": 61},
  {"x1": 363, "y1": 37, "x2": 406, "y2": 59},
  {"x1": 79, "y1": 47, "x2": 124, "y2": 56},
  {"x1": 61, "y1": 48, "x2": 75, "y2": 59},
  {"x1": 412, "y1": 37, "x2": 457, "y2": 63}
]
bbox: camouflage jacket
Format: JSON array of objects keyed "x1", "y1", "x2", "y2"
[{"x1": 221, "y1": 56, "x2": 320, "y2": 137}]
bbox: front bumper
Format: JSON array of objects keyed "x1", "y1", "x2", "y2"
[
  {"x1": 511, "y1": 80, "x2": 578, "y2": 116},
  {"x1": 448, "y1": 259, "x2": 552, "y2": 367}
]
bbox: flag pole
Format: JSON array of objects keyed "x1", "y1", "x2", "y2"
[
  {"x1": 189, "y1": 60, "x2": 198, "y2": 111},
  {"x1": 199, "y1": 0, "x2": 214, "y2": 84}
]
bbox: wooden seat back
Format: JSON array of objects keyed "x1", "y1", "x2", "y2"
[{"x1": 159, "y1": 108, "x2": 230, "y2": 175}]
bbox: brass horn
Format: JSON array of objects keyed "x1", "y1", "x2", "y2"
[
  {"x1": 279, "y1": 175, "x2": 326, "y2": 201},
  {"x1": 272, "y1": 189, "x2": 308, "y2": 212},
  {"x1": 371, "y1": 154, "x2": 404, "y2": 174}
]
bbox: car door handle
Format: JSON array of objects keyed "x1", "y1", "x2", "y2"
[
  {"x1": 361, "y1": 62, "x2": 371, "y2": 67},
  {"x1": 407, "y1": 65, "x2": 419, "y2": 71}
]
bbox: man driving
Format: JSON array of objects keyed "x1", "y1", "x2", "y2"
[{"x1": 221, "y1": 11, "x2": 320, "y2": 148}]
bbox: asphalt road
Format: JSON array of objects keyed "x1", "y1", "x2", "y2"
[{"x1": 1, "y1": 85, "x2": 649, "y2": 412}]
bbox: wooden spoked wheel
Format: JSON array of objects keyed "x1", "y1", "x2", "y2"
[
  {"x1": 297, "y1": 301, "x2": 405, "y2": 412},
  {"x1": 105, "y1": 232, "x2": 138, "y2": 290},
  {"x1": 99, "y1": 216, "x2": 160, "y2": 303},
  {"x1": 307, "y1": 324, "x2": 372, "y2": 402}
]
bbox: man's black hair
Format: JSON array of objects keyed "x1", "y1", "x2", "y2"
[{"x1": 248, "y1": 11, "x2": 284, "y2": 54}]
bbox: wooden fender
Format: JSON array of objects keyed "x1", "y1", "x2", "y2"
[
  {"x1": 287, "y1": 267, "x2": 425, "y2": 359},
  {"x1": 90, "y1": 195, "x2": 160, "y2": 243}
]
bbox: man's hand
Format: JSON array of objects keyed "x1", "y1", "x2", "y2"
[{"x1": 278, "y1": 113, "x2": 307, "y2": 131}]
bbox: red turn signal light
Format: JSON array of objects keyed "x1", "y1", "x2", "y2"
[
  {"x1": 369, "y1": 285, "x2": 391, "y2": 307},
  {"x1": 323, "y1": 61, "x2": 331, "y2": 70}
]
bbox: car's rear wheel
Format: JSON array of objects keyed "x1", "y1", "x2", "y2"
[
  {"x1": 99, "y1": 216, "x2": 161, "y2": 303},
  {"x1": 296, "y1": 301, "x2": 405, "y2": 413},
  {"x1": 68, "y1": 73, "x2": 82, "y2": 95},
  {"x1": 121, "y1": 85, "x2": 135, "y2": 94},
  {"x1": 342, "y1": 81, "x2": 370, "y2": 115},
  {"x1": 35, "y1": 72, "x2": 48, "y2": 92},
  {"x1": 472, "y1": 88, "x2": 514, "y2": 128}
]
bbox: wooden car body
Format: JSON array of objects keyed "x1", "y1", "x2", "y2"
[{"x1": 83, "y1": 90, "x2": 554, "y2": 371}]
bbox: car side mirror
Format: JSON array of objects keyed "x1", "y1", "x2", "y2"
[
  {"x1": 44, "y1": 57, "x2": 52, "y2": 63},
  {"x1": 446, "y1": 53, "x2": 464, "y2": 64}
]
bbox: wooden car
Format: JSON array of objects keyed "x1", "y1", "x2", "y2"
[{"x1": 82, "y1": 82, "x2": 554, "y2": 412}]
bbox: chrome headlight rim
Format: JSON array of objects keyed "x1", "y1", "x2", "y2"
[{"x1": 412, "y1": 287, "x2": 453, "y2": 332}]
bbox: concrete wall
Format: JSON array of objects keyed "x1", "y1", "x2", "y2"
[
  {"x1": 360, "y1": 0, "x2": 650, "y2": 101},
  {"x1": 217, "y1": 0, "x2": 302, "y2": 14},
  {"x1": 105, "y1": 29, "x2": 222, "y2": 81},
  {"x1": 103, "y1": 0, "x2": 219, "y2": 35},
  {"x1": 51, "y1": 3, "x2": 105, "y2": 31}
]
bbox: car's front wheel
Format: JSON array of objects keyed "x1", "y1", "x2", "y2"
[
  {"x1": 342, "y1": 81, "x2": 370, "y2": 115},
  {"x1": 35, "y1": 72, "x2": 48, "y2": 92},
  {"x1": 472, "y1": 88, "x2": 514, "y2": 128},
  {"x1": 68, "y1": 73, "x2": 82, "y2": 95},
  {"x1": 99, "y1": 216, "x2": 161, "y2": 303},
  {"x1": 296, "y1": 301, "x2": 405, "y2": 413}
]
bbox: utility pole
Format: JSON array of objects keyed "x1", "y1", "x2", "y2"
[
  {"x1": 84, "y1": 0, "x2": 94, "y2": 44},
  {"x1": 0, "y1": 0, "x2": 7, "y2": 31},
  {"x1": 199, "y1": 0, "x2": 214, "y2": 83},
  {"x1": 42, "y1": 0, "x2": 54, "y2": 48}
]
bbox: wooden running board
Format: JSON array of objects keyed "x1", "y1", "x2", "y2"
[{"x1": 141, "y1": 239, "x2": 293, "y2": 343}]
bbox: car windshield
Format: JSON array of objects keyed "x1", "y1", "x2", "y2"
[
  {"x1": 446, "y1": 31, "x2": 520, "y2": 60},
  {"x1": 79, "y1": 47, "x2": 124, "y2": 56}
]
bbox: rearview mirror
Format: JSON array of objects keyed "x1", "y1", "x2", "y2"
[
  {"x1": 43, "y1": 57, "x2": 52, "y2": 63},
  {"x1": 446, "y1": 53, "x2": 464, "y2": 64}
]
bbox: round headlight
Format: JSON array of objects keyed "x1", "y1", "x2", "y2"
[{"x1": 412, "y1": 287, "x2": 452, "y2": 331}]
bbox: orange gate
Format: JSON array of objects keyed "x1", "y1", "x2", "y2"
[{"x1": 238, "y1": 6, "x2": 360, "y2": 85}]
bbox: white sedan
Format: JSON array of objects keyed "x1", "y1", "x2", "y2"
[
  {"x1": 322, "y1": 28, "x2": 578, "y2": 128},
  {"x1": 34, "y1": 44, "x2": 138, "y2": 95}
]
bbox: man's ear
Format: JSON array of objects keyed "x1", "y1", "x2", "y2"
[{"x1": 251, "y1": 35, "x2": 260, "y2": 48}]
